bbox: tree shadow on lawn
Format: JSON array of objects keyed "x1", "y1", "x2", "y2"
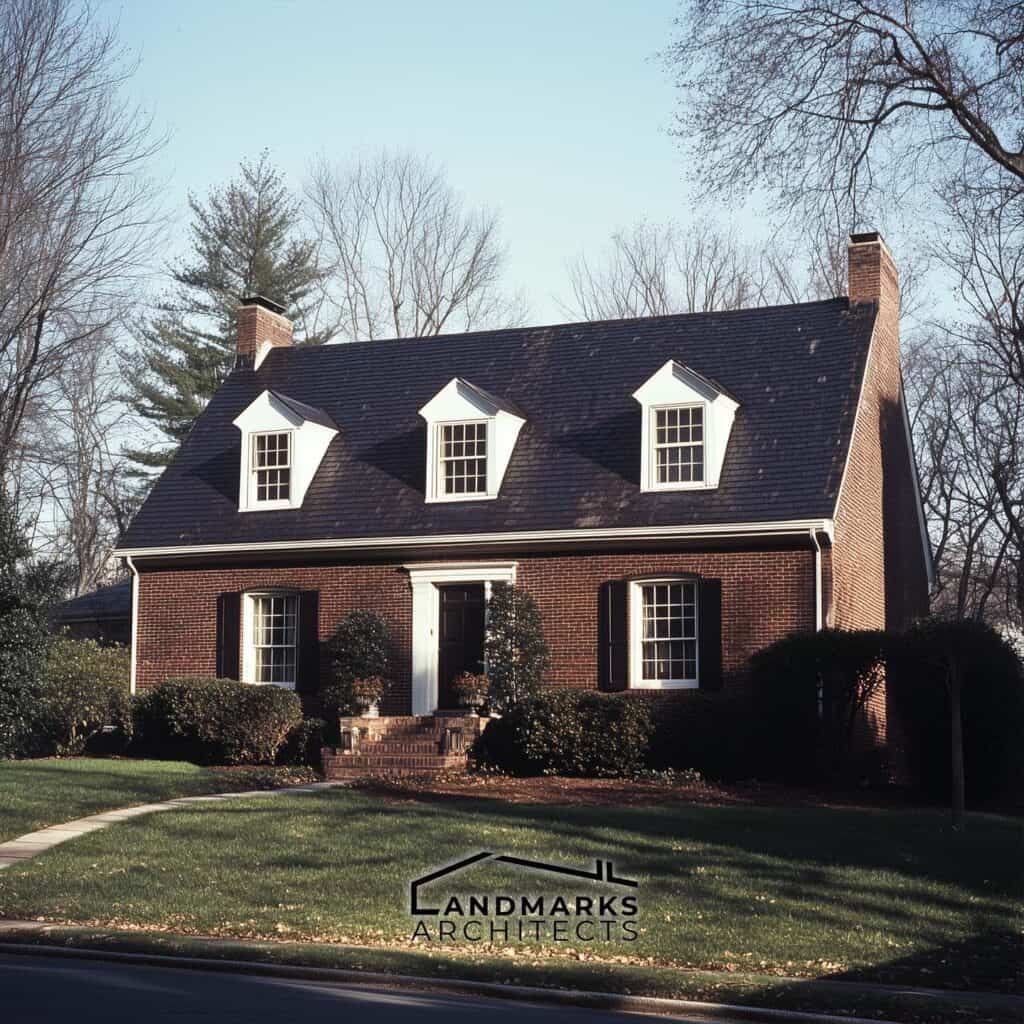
[{"x1": 89, "y1": 790, "x2": 1021, "y2": 995}]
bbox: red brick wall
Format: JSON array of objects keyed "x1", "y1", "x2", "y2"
[{"x1": 134, "y1": 546, "x2": 816, "y2": 711}]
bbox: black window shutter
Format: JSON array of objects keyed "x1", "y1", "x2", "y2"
[
  {"x1": 296, "y1": 590, "x2": 320, "y2": 694},
  {"x1": 216, "y1": 593, "x2": 241, "y2": 680},
  {"x1": 598, "y1": 580, "x2": 629, "y2": 691},
  {"x1": 698, "y1": 577, "x2": 723, "y2": 691}
]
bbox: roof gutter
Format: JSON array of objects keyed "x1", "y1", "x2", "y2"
[{"x1": 117, "y1": 519, "x2": 836, "y2": 561}]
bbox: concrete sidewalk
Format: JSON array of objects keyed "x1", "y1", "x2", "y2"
[{"x1": 0, "y1": 781, "x2": 348, "y2": 869}]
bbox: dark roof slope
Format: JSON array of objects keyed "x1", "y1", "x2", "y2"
[
  {"x1": 54, "y1": 581, "x2": 131, "y2": 621},
  {"x1": 119, "y1": 299, "x2": 876, "y2": 551}
]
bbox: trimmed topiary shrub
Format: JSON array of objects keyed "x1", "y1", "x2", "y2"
[
  {"x1": 483, "y1": 582, "x2": 549, "y2": 713},
  {"x1": 888, "y1": 618, "x2": 1024, "y2": 805},
  {"x1": 749, "y1": 629, "x2": 889, "y2": 785},
  {"x1": 34, "y1": 637, "x2": 131, "y2": 756},
  {"x1": 133, "y1": 677, "x2": 302, "y2": 765},
  {"x1": 473, "y1": 691, "x2": 655, "y2": 777},
  {"x1": 321, "y1": 611, "x2": 391, "y2": 719}
]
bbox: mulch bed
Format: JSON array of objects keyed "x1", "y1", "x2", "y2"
[{"x1": 349, "y1": 772, "x2": 925, "y2": 810}]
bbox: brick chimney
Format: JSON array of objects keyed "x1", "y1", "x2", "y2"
[
  {"x1": 848, "y1": 231, "x2": 899, "y2": 323},
  {"x1": 237, "y1": 295, "x2": 292, "y2": 365}
]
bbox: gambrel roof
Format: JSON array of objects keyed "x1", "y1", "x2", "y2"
[{"x1": 119, "y1": 298, "x2": 877, "y2": 552}]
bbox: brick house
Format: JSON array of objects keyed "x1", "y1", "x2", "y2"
[{"x1": 118, "y1": 233, "x2": 932, "y2": 774}]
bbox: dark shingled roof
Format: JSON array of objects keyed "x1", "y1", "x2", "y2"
[
  {"x1": 119, "y1": 299, "x2": 876, "y2": 551},
  {"x1": 54, "y1": 581, "x2": 131, "y2": 621}
]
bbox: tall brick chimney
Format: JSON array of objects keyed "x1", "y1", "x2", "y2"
[
  {"x1": 847, "y1": 231, "x2": 899, "y2": 324},
  {"x1": 237, "y1": 295, "x2": 292, "y2": 365}
]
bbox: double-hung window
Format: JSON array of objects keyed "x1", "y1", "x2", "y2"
[
  {"x1": 439, "y1": 421, "x2": 487, "y2": 496},
  {"x1": 252, "y1": 431, "x2": 291, "y2": 504},
  {"x1": 653, "y1": 406, "x2": 704, "y2": 485},
  {"x1": 249, "y1": 593, "x2": 298, "y2": 686},
  {"x1": 630, "y1": 578, "x2": 699, "y2": 688}
]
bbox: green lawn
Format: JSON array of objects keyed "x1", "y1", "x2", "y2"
[
  {"x1": 0, "y1": 758, "x2": 238, "y2": 842},
  {"x1": 0, "y1": 787, "x2": 1019, "y2": 996}
]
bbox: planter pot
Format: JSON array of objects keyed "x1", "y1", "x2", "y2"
[{"x1": 362, "y1": 701, "x2": 380, "y2": 719}]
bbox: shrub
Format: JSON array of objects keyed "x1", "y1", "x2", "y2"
[
  {"x1": 647, "y1": 695, "x2": 758, "y2": 781},
  {"x1": 34, "y1": 637, "x2": 131, "y2": 756},
  {"x1": 276, "y1": 717, "x2": 326, "y2": 768},
  {"x1": 322, "y1": 612, "x2": 391, "y2": 718},
  {"x1": 483, "y1": 582, "x2": 549, "y2": 712},
  {"x1": 133, "y1": 677, "x2": 302, "y2": 765},
  {"x1": 473, "y1": 691, "x2": 655, "y2": 777},
  {"x1": 749, "y1": 629, "x2": 889, "y2": 784},
  {"x1": 888, "y1": 618, "x2": 1024, "y2": 804}
]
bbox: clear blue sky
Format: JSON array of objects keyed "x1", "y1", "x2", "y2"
[{"x1": 105, "y1": 0, "x2": 693, "y2": 323}]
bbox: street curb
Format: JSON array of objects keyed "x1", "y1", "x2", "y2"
[{"x1": 0, "y1": 939, "x2": 898, "y2": 1024}]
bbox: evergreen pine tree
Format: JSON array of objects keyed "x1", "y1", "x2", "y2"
[{"x1": 128, "y1": 152, "x2": 330, "y2": 469}]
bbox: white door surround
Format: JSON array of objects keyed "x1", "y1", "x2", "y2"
[{"x1": 405, "y1": 562, "x2": 517, "y2": 716}]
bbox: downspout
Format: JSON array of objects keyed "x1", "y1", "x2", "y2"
[
  {"x1": 809, "y1": 527, "x2": 824, "y2": 632},
  {"x1": 810, "y1": 528, "x2": 824, "y2": 720},
  {"x1": 126, "y1": 555, "x2": 139, "y2": 696}
]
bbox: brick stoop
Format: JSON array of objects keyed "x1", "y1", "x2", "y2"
[{"x1": 322, "y1": 715, "x2": 488, "y2": 779}]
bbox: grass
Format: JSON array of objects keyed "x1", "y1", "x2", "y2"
[
  {"x1": 0, "y1": 758, "x2": 258, "y2": 842},
  {"x1": 4, "y1": 926, "x2": 1023, "y2": 1024},
  {"x1": 0, "y1": 787, "x2": 1019, "y2": 998}
]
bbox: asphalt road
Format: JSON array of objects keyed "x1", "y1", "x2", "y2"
[{"x1": 0, "y1": 953, "x2": 714, "y2": 1023}]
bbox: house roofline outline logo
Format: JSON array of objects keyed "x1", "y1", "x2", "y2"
[{"x1": 410, "y1": 851, "x2": 638, "y2": 916}]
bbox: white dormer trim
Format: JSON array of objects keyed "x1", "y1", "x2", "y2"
[
  {"x1": 418, "y1": 378, "x2": 525, "y2": 503},
  {"x1": 632, "y1": 360, "x2": 739, "y2": 492},
  {"x1": 233, "y1": 390, "x2": 338, "y2": 512}
]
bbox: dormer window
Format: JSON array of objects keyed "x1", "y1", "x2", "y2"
[
  {"x1": 654, "y1": 406, "x2": 704, "y2": 486},
  {"x1": 233, "y1": 390, "x2": 338, "y2": 512},
  {"x1": 440, "y1": 421, "x2": 488, "y2": 495},
  {"x1": 252, "y1": 431, "x2": 292, "y2": 503},
  {"x1": 419, "y1": 378, "x2": 525, "y2": 503},
  {"x1": 633, "y1": 361, "x2": 739, "y2": 493}
]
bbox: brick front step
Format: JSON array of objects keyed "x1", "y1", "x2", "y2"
[{"x1": 322, "y1": 748, "x2": 466, "y2": 779}]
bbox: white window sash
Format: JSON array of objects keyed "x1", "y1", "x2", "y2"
[
  {"x1": 249, "y1": 431, "x2": 293, "y2": 506},
  {"x1": 436, "y1": 420, "x2": 489, "y2": 498},
  {"x1": 242, "y1": 591, "x2": 299, "y2": 688},
  {"x1": 628, "y1": 577, "x2": 700, "y2": 689},
  {"x1": 651, "y1": 405, "x2": 705, "y2": 487}
]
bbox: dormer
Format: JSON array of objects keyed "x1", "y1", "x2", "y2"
[
  {"x1": 632, "y1": 360, "x2": 739, "y2": 492},
  {"x1": 418, "y1": 378, "x2": 525, "y2": 502},
  {"x1": 233, "y1": 390, "x2": 338, "y2": 512}
]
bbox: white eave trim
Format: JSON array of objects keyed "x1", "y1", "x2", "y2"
[{"x1": 117, "y1": 518, "x2": 835, "y2": 559}]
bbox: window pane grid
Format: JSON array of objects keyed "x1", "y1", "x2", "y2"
[
  {"x1": 253, "y1": 433, "x2": 291, "y2": 502},
  {"x1": 253, "y1": 594, "x2": 297, "y2": 685},
  {"x1": 440, "y1": 422, "x2": 487, "y2": 495},
  {"x1": 654, "y1": 407, "x2": 704, "y2": 484},
  {"x1": 640, "y1": 581, "x2": 697, "y2": 682}
]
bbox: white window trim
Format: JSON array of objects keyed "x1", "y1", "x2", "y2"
[
  {"x1": 247, "y1": 430, "x2": 294, "y2": 510},
  {"x1": 241, "y1": 589, "x2": 299, "y2": 689},
  {"x1": 628, "y1": 576, "x2": 700, "y2": 690},
  {"x1": 429, "y1": 418, "x2": 495, "y2": 502},
  {"x1": 405, "y1": 562, "x2": 517, "y2": 715},
  {"x1": 647, "y1": 403, "x2": 709, "y2": 492}
]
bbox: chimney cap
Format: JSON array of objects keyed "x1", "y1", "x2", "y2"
[
  {"x1": 240, "y1": 294, "x2": 286, "y2": 316},
  {"x1": 849, "y1": 231, "x2": 882, "y2": 245}
]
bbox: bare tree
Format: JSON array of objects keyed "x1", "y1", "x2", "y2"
[
  {"x1": 666, "y1": 1, "x2": 1024, "y2": 223},
  {"x1": 565, "y1": 219, "x2": 851, "y2": 321},
  {"x1": 305, "y1": 151, "x2": 524, "y2": 341},
  {"x1": 0, "y1": 0, "x2": 161, "y2": 482}
]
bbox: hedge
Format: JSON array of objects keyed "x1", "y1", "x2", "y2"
[
  {"x1": 133, "y1": 677, "x2": 302, "y2": 765},
  {"x1": 35, "y1": 637, "x2": 131, "y2": 756},
  {"x1": 474, "y1": 691, "x2": 655, "y2": 777},
  {"x1": 749, "y1": 629, "x2": 889, "y2": 785},
  {"x1": 888, "y1": 619, "x2": 1024, "y2": 804}
]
